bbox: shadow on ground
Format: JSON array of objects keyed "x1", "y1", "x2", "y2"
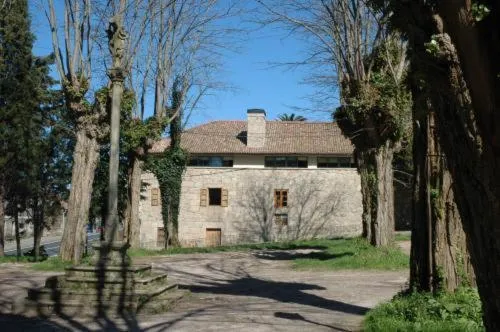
[
  {"x1": 181, "y1": 275, "x2": 368, "y2": 316},
  {"x1": 253, "y1": 250, "x2": 353, "y2": 261}
]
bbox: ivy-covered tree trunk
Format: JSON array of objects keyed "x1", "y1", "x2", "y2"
[
  {"x1": 410, "y1": 110, "x2": 475, "y2": 292},
  {"x1": 60, "y1": 130, "x2": 100, "y2": 262},
  {"x1": 387, "y1": 1, "x2": 500, "y2": 328},
  {"x1": 357, "y1": 145, "x2": 395, "y2": 247}
]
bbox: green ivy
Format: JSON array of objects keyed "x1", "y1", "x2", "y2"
[{"x1": 145, "y1": 146, "x2": 187, "y2": 246}]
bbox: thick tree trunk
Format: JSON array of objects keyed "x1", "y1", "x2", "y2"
[
  {"x1": 59, "y1": 130, "x2": 100, "y2": 263},
  {"x1": 410, "y1": 110, "x2": 475, "y2": 292},
  {"x1": 0, "y1": 182, "x2": 5, "y2": 257},
  {"x1": 372, "y1": 142, "x2": 395, "y2": 246},
  {"x1": 357, "y1": 151, "x2": 374, "y2": 241},
  {"x1": 357, "y1": 145, "x2": 395, "y2": 247},
  {"x1": 390, "y1": 2, "x2": 500, "y2": 327},
  {"x1": 434, "y1": 5, "x2": 500, "y2": 330},
  {"x1": 125, "y1": 156, "x2": 142, "y2": 247}
]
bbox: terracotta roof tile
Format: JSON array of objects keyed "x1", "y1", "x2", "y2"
[{"x1": 150, "y1": 120, "x2": 353, "y2": 155}]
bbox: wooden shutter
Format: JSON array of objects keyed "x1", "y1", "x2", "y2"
[
  {"x1": 151, "y1": 188, "x2": 159, "y2": 206},
  {"x1": 274, "y1": 190, "x2": 280, "y2": 208},
  {"x1": 221, "y1": 188, "x2": 228, "y2": 207},
  {"x1": 200, "y1": 188, "x2": 208, "y2": 206}
]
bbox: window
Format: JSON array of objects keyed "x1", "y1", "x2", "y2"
[
  {"x1": 188, "y1": 156, "x2": 233, "y2": 167},
  {"x1": 209, "y1": 188, "x2": 222, "y2": 205},
  {"x1": 274, "y1": 213, "x2": 288, "y2": 226},
  {"x1": 201, "y1": 188, "x2": 229, "y2": 207},
  {"x1": 274, "y1": 189, "x2": 288, "y2": 208},
  {"x1": 265, "y1": 156, "x2": 308, "y2": 168},
  {"x1": 317, "y1": 156, "x2": 354, "y2": 168},
  {"x1": 151, "y1": 188, "x2": 160, "y2": 206}
]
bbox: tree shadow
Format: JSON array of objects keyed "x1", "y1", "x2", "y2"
[
  {"x1": 253, "y1": 250, "x2": 353, "y2": 261},
  {"x1": 182, "y1": 275, "x2": 368, "y2": 316}
]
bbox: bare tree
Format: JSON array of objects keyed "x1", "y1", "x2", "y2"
[
  {"x1": 122, "y1": 0, "x2": 239, "y2": 247},
  {"x1": 256, "y1": 0, "x2": 411, "y2": 247},
  {"x1": 45, "y1": 0, "x2": 109, "y2": 263}
]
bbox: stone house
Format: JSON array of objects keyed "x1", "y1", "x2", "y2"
[{"x1": 139, "y1": 109, "x2": 362, "y2": 248}]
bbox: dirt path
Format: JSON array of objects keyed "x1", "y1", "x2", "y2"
[{"x1": 0, "y1": 249, "x2": 408, "y2": 331}]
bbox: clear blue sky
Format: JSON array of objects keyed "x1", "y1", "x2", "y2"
[{"x1": 29, "y1": 2, "x2": 337, "y2": 129}]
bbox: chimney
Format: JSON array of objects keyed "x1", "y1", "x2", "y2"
[{"x1": 246, "y1": 108, "x2": 266, "y2": 148}]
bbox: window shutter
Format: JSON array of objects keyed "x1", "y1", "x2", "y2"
[
  {"x1": 221, "y1": 188, "x2": 228, "y2": 207},
  {"x1": 151, "y1": 188, "x2": 159, "y2": 206},
  {"x1": 200, "y1": 188, "x2": 208, "y2": 207}
]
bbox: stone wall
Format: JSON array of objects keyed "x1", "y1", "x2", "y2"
[{"x1": 139, "y1": 167, "x2": 362, "y2": 248}]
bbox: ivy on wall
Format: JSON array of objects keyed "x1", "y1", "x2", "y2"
[{"x1": 145, "y1": 146, "x2": 187, "y2": 246}]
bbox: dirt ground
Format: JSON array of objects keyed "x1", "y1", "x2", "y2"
[{"x1": 0, "y1": 248, "x2": 409, "y2": 332}]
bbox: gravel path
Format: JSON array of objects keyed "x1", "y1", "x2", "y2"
[{"x1": 0, "y1": 248, "x2": 408, "y2": 331}]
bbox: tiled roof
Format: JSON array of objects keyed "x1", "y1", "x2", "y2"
[{"x1": 150, "y1": 120, "x2": 354, "y2": 155}]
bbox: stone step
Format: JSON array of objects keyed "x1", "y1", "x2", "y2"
[
  {"x1": 28, "y1": 282, "x2": 176, "y2": 303},
  {"x1": 21, "y1": 284, "x2": 180, "y2": 317},
  {"x1": 64, "y1": 264, "x2": 152, "y2": 280},
  {"x1": 21, "y1": 298, "x2": 136, "y2": 317},
  {"x1": 136, "y1": 288, "x2": 187, "y2": 315}
]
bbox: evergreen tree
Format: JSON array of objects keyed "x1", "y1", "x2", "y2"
[{"x1": 0, "y1": 0, "x2": 39, "y2": 257}]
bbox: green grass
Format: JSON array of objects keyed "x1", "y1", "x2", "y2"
[
  {"x1": 0, "y1": 255, "x2": 32, "y2": 263},
  {"x1": 128, "y1": 240, "x2": 324, "y2": 257},
  {"x1": 395, "y1": 232, "x2": 412, "y2": 242},
  {"x1": 130, "y1": 237, "x2": 409, "y2": 271},
  {"x1": 291, "y1": 238, "x2": 409, "y2": 270},
  {"x1": 30, "y1": 257, "x2": 73, "y2": 271},
  {"x1": 364, "y1": 287, "x2": 484, "y2": 331}
]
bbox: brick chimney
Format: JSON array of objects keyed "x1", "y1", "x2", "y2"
[{"x1": 246, "y1": 108, "x2": 266, "y2": 148}]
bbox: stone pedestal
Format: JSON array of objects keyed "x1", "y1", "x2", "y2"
[{"x1": 18, "y1": 242, "x2": 184, "y2": 317}]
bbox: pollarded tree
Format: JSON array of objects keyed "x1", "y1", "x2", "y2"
[
  {"x1": 45, "y1": 0, "x2": 109, "y2": 262},
  {"x1": 257, "y1": 0, "x2": 412, "y2": 246}
]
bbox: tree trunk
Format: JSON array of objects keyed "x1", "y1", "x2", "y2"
[
  {"x1": 410, "y1": 110, "x2": 475, "y2": 292},
  {"x1": 59, "y1": 130, "x2": 100, "y2": 263},
  {"x1": 357, "y1": 150, "x2": 374, "y2": 241},
  {"x1": 0, "y1": 181, "x2": 5, "y2": 257},
  {"x1": 433, "y1": 5, "x2": 500, "y2": 330},
  {"x1": 372, "y1": 142, "x2": 395, "y2": 246},
  {"x1": 14, "y1": 205, "x2": 21, "y2": 260},
  {"x1": 32, "y1": 196, "x2": 44, "y2": 261},
  {"x1": 125, "y1": 156, "x2": 142, "y2": 247},
  {"x1": 357, "y1": 145, "x2": 395, "y2": 247},
  {"x1": 390, "y1": 2, "x2": 500, "y2": 328}
]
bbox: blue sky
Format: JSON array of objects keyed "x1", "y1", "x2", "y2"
[{"x1": 29, "y1": 2, "x2": 338, "y2": 128}]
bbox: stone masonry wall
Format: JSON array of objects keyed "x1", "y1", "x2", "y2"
[{"x1": 139, "y1": 168, "x2": 362, "y2": 248}]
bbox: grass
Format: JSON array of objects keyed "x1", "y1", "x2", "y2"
[
  {"x1": 394, "y1": 232, "x2": 412, "y2": 242},
  {"x1": 291, "y1": 238, "x2": 409, "y2": 270},
  {"x1": 364, "y1": 287, "x2": 484, "y2": 331},
  {"x1": 30, "y1": 257, "x2": 74, "y2": 271},
  {"x1": 130, "y1": 237, "x2": 409, "y2": 271},
  {"x1": 1, "y1": 237, "x2": 409, "y2": 272},
  {"x1": 0, "y1": 255, "x2": 33, "y2": 263}
]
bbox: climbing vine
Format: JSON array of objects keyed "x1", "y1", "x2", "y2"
[{"x1": 145, "y1": 146, "x2": 187, "y2": 247}]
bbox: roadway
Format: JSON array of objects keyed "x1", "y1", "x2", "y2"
[{"x1": 4, "y1": 232, "x2": 101, "y2": 257}]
